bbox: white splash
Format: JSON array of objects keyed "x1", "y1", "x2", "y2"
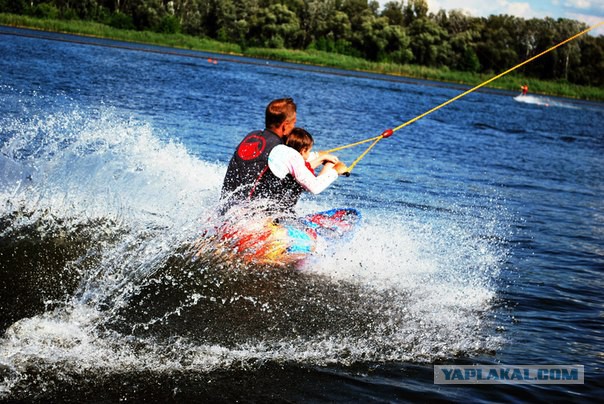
[{"x1": 0, "y1": 93, "x2": 508, "y2": 398}]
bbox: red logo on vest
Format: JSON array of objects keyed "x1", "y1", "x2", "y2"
[{"x1": 237, "y1": 134, "x2": 266, "y2": 160}]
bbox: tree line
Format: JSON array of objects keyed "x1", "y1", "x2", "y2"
[{"x1": 2, "y1": 0, "x2": 602, "y2": 87}]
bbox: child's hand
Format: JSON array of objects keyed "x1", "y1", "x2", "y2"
[
  {"x1": 334, "y1": 161, "x2": 348, "y2": 175},
  {"x1": 321, "y1": 154, "x2": 339, "y2": 164}
]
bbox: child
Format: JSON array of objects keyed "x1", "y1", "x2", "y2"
[
  {"x1": 286, "y1": 127, "x2": 318, "y2": 174},
  {"x1": 286, "y1": 127, "x2": 344, "y2": 175},
  {"x1": 266, "y1": 127, "x2": 346, "y2": 213}
]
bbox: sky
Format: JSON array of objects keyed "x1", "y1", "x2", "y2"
[{"x1": 378, "y1": 0, "x2": 604, "y2": 35}]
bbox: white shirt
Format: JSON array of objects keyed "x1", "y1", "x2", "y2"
[{"x1": 268, "y1": 145, "x2": 338, "y2": 194}]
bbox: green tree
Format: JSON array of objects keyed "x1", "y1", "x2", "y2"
[
  {"x1": 475, "y1": 15, "x2": 520, "y2": 73},
  {"x1": 157, "y1": 14, "x2": 180, "y2": 33},
  {"x1": 403, "y1": 0, "x2": 428, "y2": 25},
  {"x1": 408, "y1": 16, "x2": 449, "y2": 66},
  {"x1": 29, "y1": 3, "x2": 58, "y2": 19},
  {"x1": 122, "y1": 0, "x2": 164, "y2": 31},
  {"x1": 175, "y1": 0, "x2": 208, "y2": 36},
  {"x1": 381, "y1": 1, "x2": 404, "y2": 26},
  {"x1": 570, "y1": 35, "x2": 604, "y2": 86},
  {"x1": 356, "y1": 13, "x2": 386, "y2": 60},
  {"x1": 0, "y1": 0, "x2": 29, "y2": 14},
  {"x1": 214, "y1": 0, "x2": 236, "y2": 41},
  {"x1": 434, "y1": 9, "x2": 482, "y2": 71},
  {"x1": 341, "y1": 0, "x2": 375, "y2": 33},
  {"x1": 382, "y1": 23, "x2": 412, "y2": 63},
  {"x1": 555, "y1": 18, "x2": 586, "y2": 80},
  {"x1": 253, "y1": 3, "x2": 301, "y2": 48},
  {"x1": 107, "y1": 11, "x2": 135, "y2": 29}
]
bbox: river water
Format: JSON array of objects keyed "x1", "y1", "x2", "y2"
[{"x1": 0, "y1": 27, "x2": 603, "y2": 402}]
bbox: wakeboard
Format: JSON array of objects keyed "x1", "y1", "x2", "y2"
[{"x1": 219, "y1": 208, "x2": 361, "y2": 265}]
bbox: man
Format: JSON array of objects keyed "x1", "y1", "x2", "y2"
[{"x1": 220, "y1": 97, "x2": 347, "y2": 214}]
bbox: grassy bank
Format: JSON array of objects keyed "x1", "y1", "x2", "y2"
[{"x1": 2, "y1": 13, "x2": 603, "y2": 101}]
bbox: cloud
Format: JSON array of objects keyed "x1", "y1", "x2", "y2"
[
  {"x1": 562, "y1": 0, "x2": 604, "y2": 34},
  {"x1": 501, "y1": 1, "x2": 539, "y2": 18},
  {"x1": 426, "y1": 0, "x2": 540, "y2": 19},
  {"x1": 567, "y1": 13, "x2": 604, "y2": 35},
  {"x1": 563, "y1": 0, "x2": 604, "y2": 15},
  {"x1": 564, "y1": 1, "x2": 593, "y2": 11}
]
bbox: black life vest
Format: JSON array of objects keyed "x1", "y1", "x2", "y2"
[{"x1": 221, "y1": 129, "x2": 302, "y2": 213}]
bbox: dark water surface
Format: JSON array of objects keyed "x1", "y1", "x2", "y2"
[{"x1": 1, "y1": 27, "x2": 603, "y2": 402}]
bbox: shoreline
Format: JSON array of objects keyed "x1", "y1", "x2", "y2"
[{"x1": 2, "y1": 14, "x2": 603, "y2": 102}]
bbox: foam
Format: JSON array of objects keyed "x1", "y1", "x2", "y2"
[{"x1": 0, "y1": 93, "x2": 508, "y2": 396}]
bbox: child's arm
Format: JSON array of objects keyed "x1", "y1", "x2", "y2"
[{"x1": 307, "y1": 152, "x2": 340, "y2": 169}]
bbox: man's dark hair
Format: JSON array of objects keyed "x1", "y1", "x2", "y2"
[{"x1": 265, "y1": 98, "x2": 296, "y2": 129}]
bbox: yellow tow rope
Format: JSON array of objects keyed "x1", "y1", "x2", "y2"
[{"x1": 330, "y1": 21, "x2": 604, "y2": 174}]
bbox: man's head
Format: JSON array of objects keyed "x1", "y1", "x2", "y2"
[{"x1": 265, "y1": 98, "x2": 297, "y2": 137}]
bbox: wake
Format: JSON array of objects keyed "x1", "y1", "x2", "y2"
[{"x1": 513, "y1": 94, "x2": 580, "y2": 109}]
